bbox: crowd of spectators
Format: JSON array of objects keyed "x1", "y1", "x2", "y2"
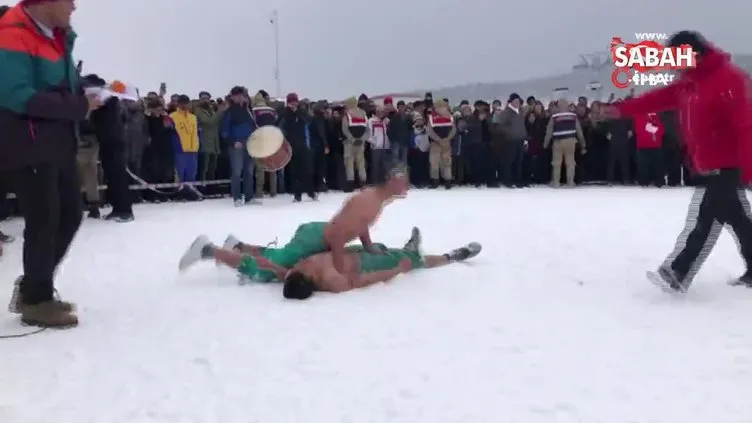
[{"x1": 0, "y1": 86, "x2": 694, "y2": 228}]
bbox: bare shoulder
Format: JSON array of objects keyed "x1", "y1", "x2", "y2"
[
  {"x1": 295, "y1": 254, "x2": 327, "y2": 280},
  {"x1": 293, "y1": 256, "x2": 315, "y2": 274},
  {"x1": 315, "y1": 256, "x2": 351, "y2": 293}
]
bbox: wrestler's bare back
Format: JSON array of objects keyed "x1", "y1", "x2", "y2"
[{"x1": 323, "y1": 187, "x2": 388, "y2": 245}]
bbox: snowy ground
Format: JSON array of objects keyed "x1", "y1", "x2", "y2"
[{"x1": 1, "y1": 187, "x2": 752, "y2": 423}]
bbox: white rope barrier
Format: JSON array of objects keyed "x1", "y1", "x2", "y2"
[{"x1": 3, "y1": 166, "x2": 232, "y2": 199}]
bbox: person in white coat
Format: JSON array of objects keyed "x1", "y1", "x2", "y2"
[{"x1": 367, "y1": 107, "x2": 391, "y2": 184}]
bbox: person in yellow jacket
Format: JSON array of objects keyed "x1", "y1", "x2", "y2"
[{"x1": 169, "y1": 95, "x2": 201, "y2": 183}]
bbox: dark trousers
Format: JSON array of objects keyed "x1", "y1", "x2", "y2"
[
  {"x1": 100, "y1": 141, "x2": 133, "y2": 214},
  {"x1": 0, "y1": 173, "x2": 10, "y2": 218},
  {"x1": 198, "y1": 152, "x2": 218, "y2": 181},
  {"x1": 369, "y1": 148, "x2": 390, "y2": 184},
  {"x1": 13, "y1": 161, "x2": 83, "y2": 305},
  {"x1": 464, "y1": 144, "x2": 488, "y2": 186},
  {"x1": 683, "y1": 162, "x2": 697, "y2": 186},
  {"x1": 408, "y1": 149, "x2": 430, "y2": 187},
  {"x1": 667, "y1": 168, "x2": 752, "y2": 285},
  {"x1": 312, "y1": 147, "x2": 327, "y2": 191},
  {"x1": 499, "y1": 140, "x2": 525, "y2": 186},
  {"x1": 127, "y1": 148, "x2": 143, "y2": 178},
  {"x1": 663, "y1": 144, "x2": 684, "y2": 186},
  {"x1": 636, "y1": 148, "x2": 664, "y2": 187},
  {"x1": 391, "y1": 144, "x2": 409, "y2": 167},
  {"x1": 290, "y1": 147, "x2": 313, "y2": 198},
  {"x1": 522, "y1": 153, "x2": 549, "y2": 185},
  {"x1": 452, "y1": 154, "x2": 468, "y2": 184},
  {"x1": 326, "y1": 152, "x2": 345, "y2": 191},
  {"x1": 607, "y1": 141, "x2": 631, "y2": 184},
  {"x1": 141, "y1": 147, "x2": 174, "y2": 202},
  {"x1": 228, "y1": 146, "x2": 254, "y2": 200}
]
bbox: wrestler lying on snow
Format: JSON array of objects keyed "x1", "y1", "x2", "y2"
[
  {"x1": 176, "y1": 169, "x2": 409, "y2": 279},
  {"x1": 178, "y1": 227, "x2": 481, "y2": 300}
]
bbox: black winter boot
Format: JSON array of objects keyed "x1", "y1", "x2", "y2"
[{"x1": 87, "y1": 205, "x2": 100, "y2": 219}]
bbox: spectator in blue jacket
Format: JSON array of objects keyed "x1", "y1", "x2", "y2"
[{"x1": 221, "y1": 86, "x2": 258, "y2": 206}]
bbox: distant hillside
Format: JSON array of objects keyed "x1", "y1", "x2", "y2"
[{"x1": 420, "y1": 53, "x2": 752, "y2": 104}]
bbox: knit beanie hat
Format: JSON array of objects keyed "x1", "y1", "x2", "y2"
[
  {"x1": 252, "y1": 93, "x2": 266, "y2": 107},
  {"x1": 344, "y1": 96, "x2": 357, "y2": 108}
]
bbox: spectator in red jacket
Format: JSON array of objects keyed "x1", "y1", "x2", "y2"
[
  {"x1": 633, "y1": 112, "x2": 665, "y2": 187},
  {"x1": 605, "y1": 30, "x2": 752, "y2": 293}
]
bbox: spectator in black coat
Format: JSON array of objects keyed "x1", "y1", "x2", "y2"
[
  {"x1": 279, "y1": 92, "x2": 315, "y2": 202},
  {"x1": 310, "y1": 101, "x2": 329, "y2": 192},
  {"x1": 82, "y1": 74, "x2": 134, "y2": 221},
  {"x1": 387, "y1": 100, "x2": 411, "y2": 167}
]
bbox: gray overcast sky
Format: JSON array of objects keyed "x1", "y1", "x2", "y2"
[{"x1": 72, "y1": 0, "x2": 748, "y2": 100}]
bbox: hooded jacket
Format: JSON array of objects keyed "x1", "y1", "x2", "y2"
[
  {"x1": 614, "y1": 43, "x2": 752, "y2": 181},
  {"x1": 0, "y1": 5, "x2": 85, "y2": 170}
]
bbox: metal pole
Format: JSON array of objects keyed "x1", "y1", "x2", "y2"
[{"x1": 272, "y1": 10, "x2": 281, "y2": 98}]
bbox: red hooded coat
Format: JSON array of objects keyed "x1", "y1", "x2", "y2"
[{"x1": 614, "y1": 44, "x2": 752, "y2": 181}]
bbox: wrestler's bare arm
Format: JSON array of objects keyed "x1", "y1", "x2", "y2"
[
  {"x1": 328, "y1": 195, "x2": 371, "y2": 272},
  {"x1": 348, "y1": 194, "x2": 377, "y2": 250},
  {"x1": 352, "y1": 267, "x2": 404, "y2": 287},
  {"x1": 358, "y1": 229, "x2": 375, "y2": 250},
  {"x1": 329, "y1": 241, "x2": 348, "y2": 275},
  {"x1": 321, "y1": 258, "x2": 409, "y2": 293},
  {"x1": 256, "y1": 256, "x2": 289, "y2": 281}
]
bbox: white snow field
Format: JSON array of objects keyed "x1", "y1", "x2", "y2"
[{"x1": 2, "y1": 187, "x2": 752, "y2": 423}]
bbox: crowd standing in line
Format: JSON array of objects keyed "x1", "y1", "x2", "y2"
[{"x1": 40, "y1": 86, "x2": 692, "y2": 214}]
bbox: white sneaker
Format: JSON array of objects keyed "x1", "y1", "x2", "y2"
[
  {"x1": 234, "y1": 199, "x2": 244, "y2": 207},
  {"x1": 179, "y1": 235, "x2": 212, "y2": 271},
  {"x1": 223, "y1": 234, "x2": 242, "y2": 251}
]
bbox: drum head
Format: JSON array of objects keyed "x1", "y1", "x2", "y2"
[{"x1": 247, "y1": 126, "x2": 284, "y2": 158}]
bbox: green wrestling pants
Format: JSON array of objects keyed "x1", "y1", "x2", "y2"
[
  {"x1": 237, "y1": 221, "x2": 329, "y2": 282},
  {"x1": 353, "y1": 243, "x2": 424, "y2": 273}
]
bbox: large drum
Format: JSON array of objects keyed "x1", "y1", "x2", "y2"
[{"x1": 246, "y1": 126, "x2": 292, "y2": 172}]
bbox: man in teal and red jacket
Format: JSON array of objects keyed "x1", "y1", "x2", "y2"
[
  {"x1": 605, "y1": 30, "x2": 752, "y2": 293},
  {"x1": 0, "y1": 0, "x2": 102, "y2": 328}
]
